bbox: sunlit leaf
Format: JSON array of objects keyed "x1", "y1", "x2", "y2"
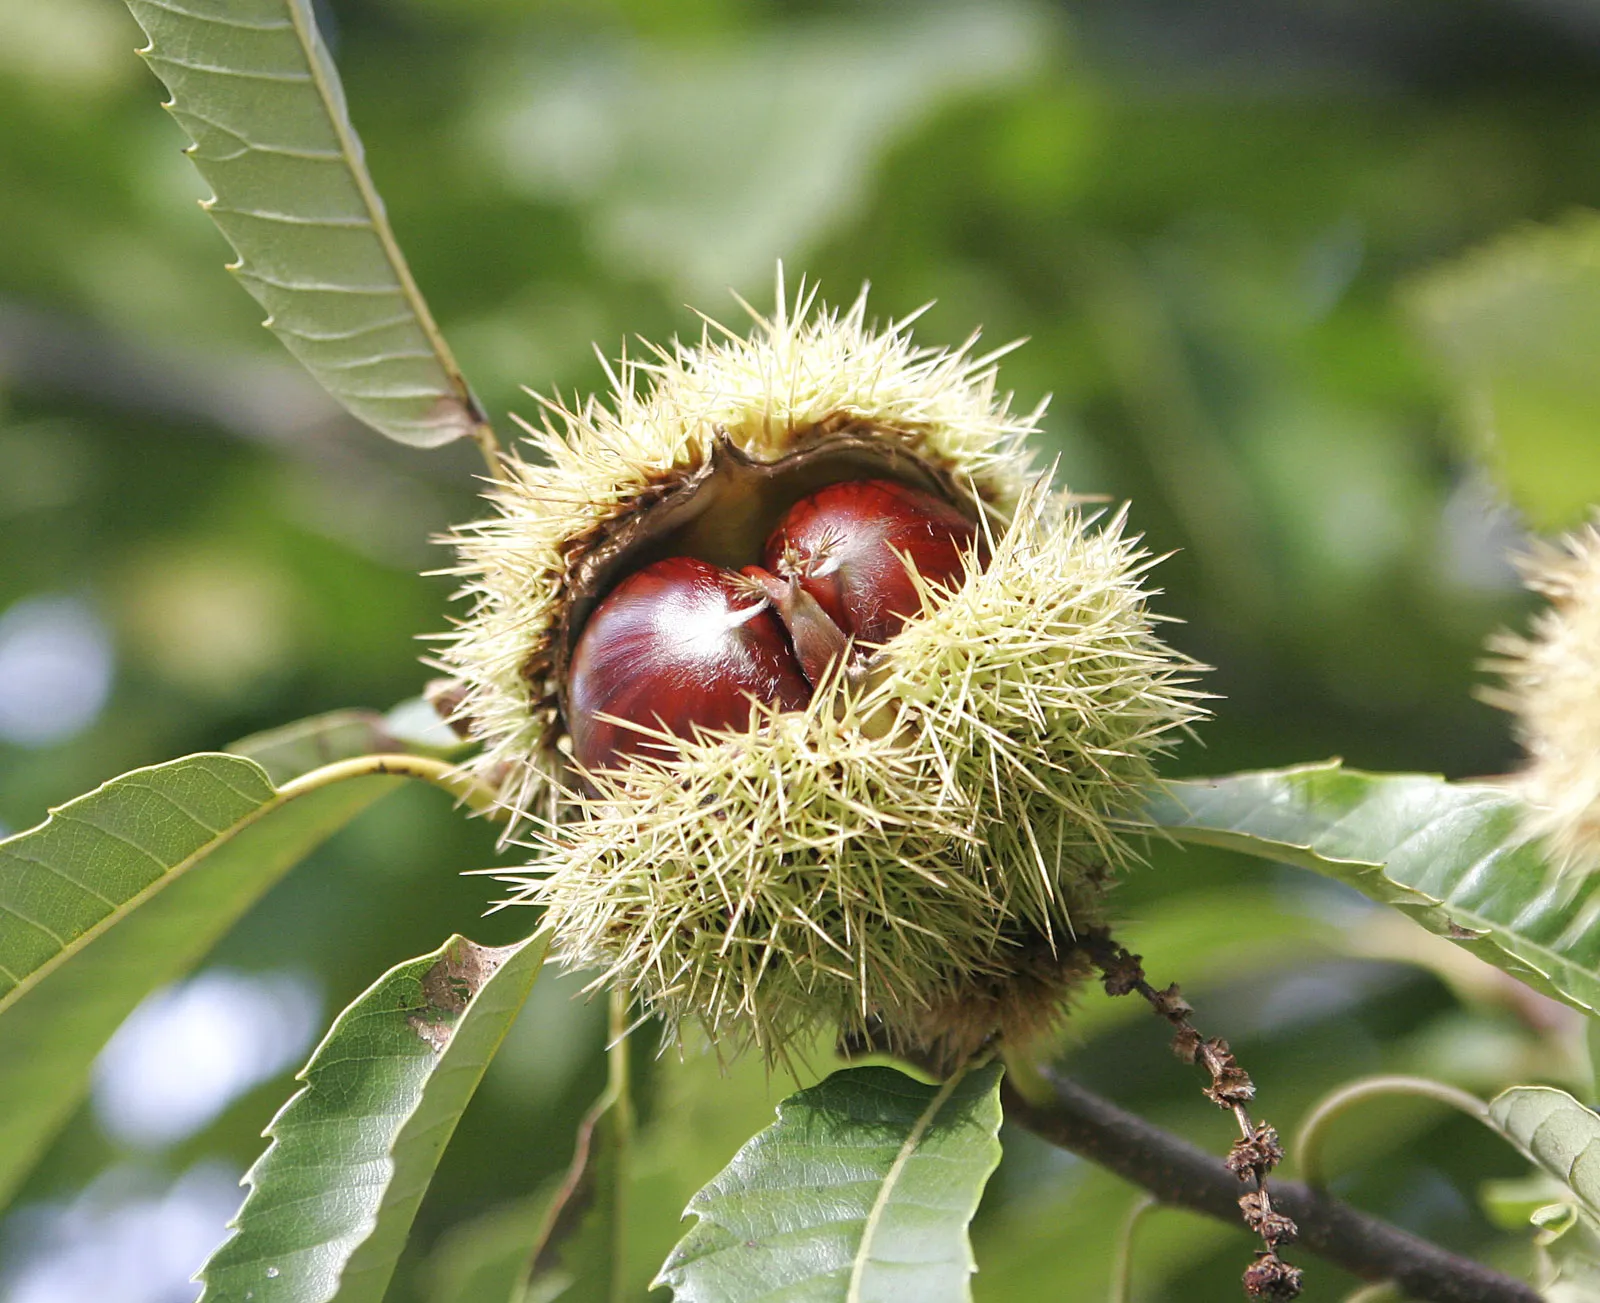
[
  {"x1": 1147, "y1": 762, "x2": 1600, "y2": 1015},
  {"x1": 200, "y1": 931, "x2": 550, "y2": 1303},
  {"x1": 1486, "y1": 1087, "x2": 1600, "y2": 1298},
  {"x1": 627, "y1": 1030, "x2": 837, "y2": 1297},
  {"x1": 121, "y1": 0, "x2": 485, "y2": 449},
  {"x1": 1481, "y1": 1174, "x2": 1575, "y2": 1234},
  {"x1": 1409, "y1": 213, "x2": 1600, "y2": 529},
  {"x1": 0, "y1": 753, "x2": 397, "y2": 1206},
  {"x1": 656, "y1": 1062, "x2": 1004, "y2": 1303}
]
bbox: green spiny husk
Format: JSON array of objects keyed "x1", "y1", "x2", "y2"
[{"x1": 496, "y1": 481, "x2": 1206, "y2": 1062}]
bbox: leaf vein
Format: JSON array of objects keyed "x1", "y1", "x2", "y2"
[
  {"x1": 2, "y1": 844, "x2": 135, "y2": 910},
  {"x1": 233, "y1": 271, "x2": 404, "y2": 295},
  {"x1": 133, "y1": 0, "x2": 294, "y2": 31},
  {"x1": 309, "y1": 350, "x2": 441, "y2": 371},
  {"x1": 207, "y1": 206, "x2": 376, "y2": 229},
  {"x1": 268, "y1": 313, "x2": 418, "y2": 343},
  {"x1": 146, "y1": 54, "x2": 313, "y2": 83},
  {"x1": 171, "y1": 108, "x2": 343, "y2": 161},
  {"x1": 0, "y1": 904, "x2": 69, "y2": 947}
]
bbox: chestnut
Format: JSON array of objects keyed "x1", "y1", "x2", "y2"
[
  {"x1": 566, "y1": 556, "x2": 811, "y2": 772},
  {"x1": 567, "y1": 479, "x2": 984, "y2": 773},
  {"x1": 764, "y1": 479, "x2": 980, "y2": 648}
]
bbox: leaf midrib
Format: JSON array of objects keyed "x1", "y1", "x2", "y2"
[
  {"x1": 846, "y1": 1064, "x2": 973, "y2": 1302},
  {"x1": 0, "y1": 758, "x2": 331, "y2": 1019},
  {"x1": 280, "y1": 0, "x2": 466, "y2": 401}
]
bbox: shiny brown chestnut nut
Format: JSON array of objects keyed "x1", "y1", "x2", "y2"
[
  {"x1": 568, "y1": 479, "x2": 984, "y2": 773},
  {"x1": 764, "y1": 478, "x2": 981, "y2": 649},
  {"x1": 566, "y1": 556, "x2": 811, "y2": 772}
]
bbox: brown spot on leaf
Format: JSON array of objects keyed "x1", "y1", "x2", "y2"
[{"x1": 407, "y1": 938, "x2": 509, "y2": 1052}]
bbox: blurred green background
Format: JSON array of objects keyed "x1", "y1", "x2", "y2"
[{"x1": 1, "y1": 0, "x2": 1593, "y2": 1299}]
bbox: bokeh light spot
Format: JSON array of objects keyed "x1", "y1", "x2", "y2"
[
  {"x1": 92, "y1": 969, "x2": 321, "y2": 1150},
  {"x1": 0, "y1": 595, "x2": 114, "y2": 748},
  {"x1": 0, "y1": 1163, "x2": 239, "y2": 1303}
]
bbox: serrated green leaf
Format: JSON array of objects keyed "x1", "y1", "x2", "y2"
[
  {"x1": 1408, "y1": 213, "x2": 1600, "y2": 529},
  {"x1": 121, "y1": 0, "x2": 483, "y2": 449},
  {"x1": 0, "y1": 753, "x2": 398, "y2": 1207},
  {"x1": 199, "y1": 931, "x2": 549, "y2": 1303},
  {"x1": 1146, "y1": 762, "x2": 1600, "y2": 1016},
  {"x1": 1483, "y1": 1088, "x2": 1600, "y2": 1300},
  {"x1": 656, "y1": 1062, "x2": 1004, "y2": 1303},
  {"x1": 1489, "y1": 1088, "x2": 1600, "y2": 1223}
]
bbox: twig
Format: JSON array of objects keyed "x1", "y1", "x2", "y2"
[
  {"x1": 275, "y1": 751, "x2": 503, "y2": 816},
  {"x1": 470, "y1": 417, "x2": 505, "y2": 481},
  {"x1": 1081, "y1": 927, "x2": 1301, "y2": 1298},
  {"x1": 1001, "y1": 1071, "x2": 1542, "y2": 1303}
]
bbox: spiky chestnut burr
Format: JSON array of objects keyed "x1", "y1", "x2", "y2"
[
  {"x1": 1484, "y1": 512, "x2": 1600, "y2": 872},
  {"x1": 439, "y1": 276, "x2": 1208, "y2": 1065}
]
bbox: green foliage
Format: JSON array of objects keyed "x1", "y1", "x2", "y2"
[
  {"x1": 424, "y1": 1191, "x2": 555, "y2": 1303},
  {"x1": 200, "y1": 932, "x2": 549, "y2": 1303},
  {"x1": 1486, "y1": 1087, "x2": 1600, "y2": 1299},
  {"x1": 1409, "y1": 214, "x2": 1600, "y2": 529},
  {"x1": 121, "y1": 0, "x2": 484, "y2": 449},
  {"x1": 0, "y1": 753, "x2": 397, "y2": 1206},
  {"x1": 1148, "y1": 762, "x2": 1600, "y2": 1015},
  {"x1": 657, "y1": 1063, "x2": 1004, "y2": 1303},
  {"x1": 1488, "y1": 1087, "x2": 1600, "y2": 1221},
  {"x1": 484, "y1": 4, "x2": 1049, "y2": 298},
  {"x1": 524, "y1": 1061, "x2": 632, "y2": 1303}
]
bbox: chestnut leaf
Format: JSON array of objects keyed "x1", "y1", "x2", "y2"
[
  {"x1": 655, "y1": 1062, "x2": 1004, "y2": 1303},
  {"x1": 1147, "y1": 761, "x2": 1600, "y2": 1016},
  {"x1": 1485, "y1": 1086, "x2": 1600, "y2": 1286},
  {"x1": 1488, "y1": 1086, "x2": 1600, "y2": 1223},
  {"x1": 0, "y1": 752, "x2": 398, "y2": 1209},
  {"x1": 121, "y1": 0, "x2": 485, "y2": 450},
  {"x1": 199, "y1": 932, "x2": 549, "y2": 1303}
]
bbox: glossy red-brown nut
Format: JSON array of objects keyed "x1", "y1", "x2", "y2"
[
  {"x1": 764, "y1": 479, "x2": 980, "y2": 649},
  {"x1": 566, "y1": 556, "x2": 812, "y2": 772}
]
